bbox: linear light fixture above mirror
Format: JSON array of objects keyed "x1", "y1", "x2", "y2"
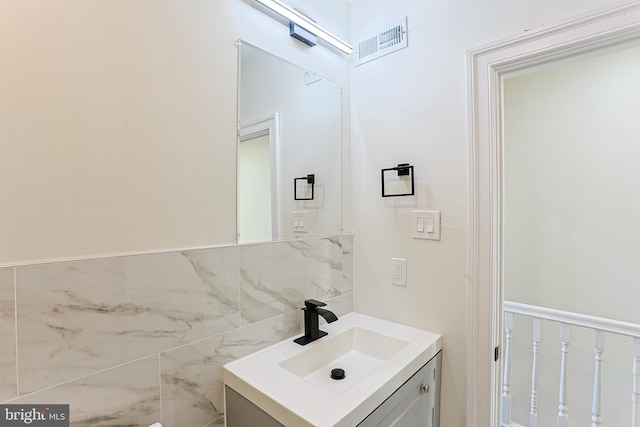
[{"x1": 254, "y1": 0, "x2": 354, "y2": 54}]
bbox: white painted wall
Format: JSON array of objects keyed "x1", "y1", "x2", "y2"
[
  {"x1": 0, "y1": 0, "x2": 350, "y2": 266},
  {"x1": 504, "y1": 44, "x2": 640, "y2": 322},
  {"x1": 239, "y1": 46, "x2": 342, "y2": 240},
  {"x1": 350, "y1": 0, "x2": 622, "y2": 426},
  {"x1": 503, "y1": 44, "x2": 640, "y2": 426}
]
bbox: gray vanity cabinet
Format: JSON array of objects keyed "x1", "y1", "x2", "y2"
[
  {"x1": 225, "y1": 386, "x2": 284, "y2": 427},
  {"x1": 358, "y1": 351, "x2": 442, "y2": 427},
  {"x1": 225, "y1": 351, "x2": 442, "y2": 427}
]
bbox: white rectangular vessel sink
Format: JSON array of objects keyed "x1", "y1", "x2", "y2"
[{"x1": 223, "y1": 312, "x2": 442, "y2": 427}]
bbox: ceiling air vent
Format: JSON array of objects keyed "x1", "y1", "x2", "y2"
[{"x1": 354, "y1": 17, "x2": 408, "y2": 66}]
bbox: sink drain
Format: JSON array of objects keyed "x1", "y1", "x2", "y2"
[{"x1": 330, "y1": 368, "x2": 345, "y2": 380}]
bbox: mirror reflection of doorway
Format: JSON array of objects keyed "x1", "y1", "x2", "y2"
[
  {"x1": 238, "y1": 133, "x2": 272, "y2": 243},
  {"x1": 237, "y1": 114, "x2": 280, "y2": 244}
]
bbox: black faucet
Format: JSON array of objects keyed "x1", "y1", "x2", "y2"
[{"x1": 293, "y1": 299, "x2": 338, "y2": 345}]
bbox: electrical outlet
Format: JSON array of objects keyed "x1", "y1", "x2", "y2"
[{"x1": 391, "y1": 258, "x2": 407, "y2": 286}]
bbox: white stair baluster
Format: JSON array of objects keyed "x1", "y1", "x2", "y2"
[
  {"x1": 558, "y1": 323, "x2": 571, "y2": 427},
  {"x1": 633, "y1": 338, "x2": 640, "y2": 427},
  {"x1": 504, "y1": 301, "x2": 640, "y2": 427},
  {"x1": 502, "y1": 311, "x2": 514, "y2": 426},
  {"x1": 591, "y1": 330, "x2": 605, "y2": 427},
  {"x1": 530, "y1": 318, "x2": 541, "y2": 427}
]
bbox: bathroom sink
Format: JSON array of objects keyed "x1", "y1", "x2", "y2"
[
  {"x1": 279, "y1": 327, "x2": 410, "y2": 394},
  {"x1": 223, "y1": 312, "x2": 442, "y2": 427}
]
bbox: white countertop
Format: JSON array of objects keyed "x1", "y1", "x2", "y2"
[{"x1": 223, "y1": 312, "x2": 442, "y2": 427}]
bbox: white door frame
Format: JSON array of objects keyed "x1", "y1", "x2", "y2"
[
  {"x1": 467, "y1": 2, "x2": 640, "y2": 426},
  {"x1": 238, "y1": 113, "x2": 281, "y2": 241}
]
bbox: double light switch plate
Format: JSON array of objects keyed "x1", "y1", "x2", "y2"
[{"x1": 412, "y1": 211, "x2": 440, "y2": 240}]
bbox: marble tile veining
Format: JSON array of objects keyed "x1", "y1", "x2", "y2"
[
  {"x1": 0, "y1": 267, "x2": 17, "y2": 402},
  {"x1": 204, "y1": 417, "x2": 225, "y2": 427},
  {"x1": 160, "y1": 311, "x2": 300, "y2": 427},
  {"x1": 341, "y1": 234, "x2": 354, "y2": 294},
  {"x1": 7, "y1": 356, "x2": 160, "y2": 427},
  {"x1": 16, "y1": 247, "x2": 240, "y2": 393},
  {"x1": 325, "y1": 292, "x2": 354, "y2": 319},
  {"x1": 239, "y1": 238, "x2": 342, "y2": 324}
]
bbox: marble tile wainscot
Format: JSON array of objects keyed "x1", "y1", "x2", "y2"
[
  {"x1": 0, "y1": 235, "x2": 354, "y2": 427},
  {"x1": 0, "y1": 267, "x2": 17, "y2": 402}
]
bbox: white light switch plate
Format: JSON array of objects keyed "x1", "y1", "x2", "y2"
[
  {"x1": 412, "y1": 211, "x2": 441, "y2": 240},
  {"x1": 293, "y1": 211, "x2": 308, "y2": 233}
]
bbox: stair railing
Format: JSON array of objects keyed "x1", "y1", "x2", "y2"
[{"x1": 502, "y1": 301, "x2": 640, "y2": 427}]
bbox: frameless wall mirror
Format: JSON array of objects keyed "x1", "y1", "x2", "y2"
[{"x1": 237, "y1": 41, "x2": 342, "y2": 244}]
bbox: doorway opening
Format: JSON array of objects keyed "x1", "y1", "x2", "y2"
[
  {"x1": 501, "y1": 42, "x2": 640, "y2": 427},
  {"x1": 468, "y1": 3, "x2": 640, "y2": 425}
]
